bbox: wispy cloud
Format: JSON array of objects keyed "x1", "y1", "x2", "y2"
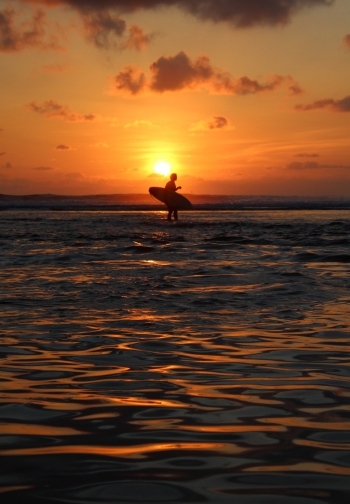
[
  {"x1": 295, "y1": 95, "x2": 350, "y2": 113},
  {"x1": 0, "y1": 151, "x2": 6, "y2": 156},
  {"x1": 26, "y1": 100, "x2": 96, "y2": 122},
  {"x1": 114, "y1": 65, "x2": 147, "y2": 95},
  {"x1": 91, "y1": 142, "x2": 109, "y2": 147},
  {"x1": 287, "y1": 161, "x2": 350, "y2": 170},
  {"x1": 81, "y1": 11, "x2": 126, "y2": 49},
  {"x1": 81, "y1": 11, "x2": 153, "y2": 50},
  {"x1": 41, "y1": 62, "x2": 75, "y2": 73},
  {"x1": 124, "y1": 120, "x2": 157, "y2": 128},
  {"x1": 343, "y1": 34, "x2": 350, "y2": 49},
  {"x1": 65, "y1": 171, "x2": 84, "y2": 179},
  {"x1": 33, "y1": 166, "x2": 54, "y2": 171},
  {"x1": 122, "y1": 25, "x2": 154, "y2": 51},
  {"x1": 114, "y1": 51, "x2": 302, "y2": 97},
  {"x1": 294, "y1": 153, "x2": 319, "y2": 158},
  {"x1": 189, "y1": 116, "x2": 233, "y2": 132},
  {"x1": 1, "y1": 4, "x2": 155, "y2": 54},
  {"x1": 0, "y1": 6, "x2": 64, "y2": 53}
]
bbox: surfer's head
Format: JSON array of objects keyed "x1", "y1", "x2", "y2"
[{"x1": 170, "y1": 173, "x2": 177, "y2": 181}]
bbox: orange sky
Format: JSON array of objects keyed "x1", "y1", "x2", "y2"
[{"x1": 1, "y1": 0, "x2": 350, "y2": 195}]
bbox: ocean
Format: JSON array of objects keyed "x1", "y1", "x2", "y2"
[{"x1": 1, "y1": 196, "x2": 350, "y2": 503}]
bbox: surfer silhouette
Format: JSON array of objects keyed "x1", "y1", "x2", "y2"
[{"x1": 165, "y1": 173, "x2": 182, "y2": 221}]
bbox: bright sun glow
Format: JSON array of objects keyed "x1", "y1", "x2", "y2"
[{"x1": 154, "y1": 161, "x2": 171, "y2": 176}]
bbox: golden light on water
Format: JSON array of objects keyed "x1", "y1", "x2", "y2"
[
  {"x1": 0, "y1": 442, "x2": 247, "y2": 458},
  {"x1": 1, "y1": 209, "x2": 350, "y2": 501}
]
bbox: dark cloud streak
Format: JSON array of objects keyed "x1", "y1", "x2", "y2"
[
  {"x1": 26, "y1": 100, "x2": 96, "y2": 121},
  {"x1": 28, "y1": 1, "x2": 334, "y2": 28},
  {"x1": 55, "y1": 144, "x2": 72, "y2": 150},
  {"x1": 287, "y1": 161, "x2": 350, "y2": 170},
  {"x1": 5, "y1": 1, "x2": 334, "y2": 54},
  {"x1": 294, "y1": 153, "x2": 319, "y2": 158},
  {"x1": 295, "y1": 96, "x2": 350, "y2": 113}
]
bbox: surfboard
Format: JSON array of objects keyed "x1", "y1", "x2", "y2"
[{"x1": 149, "y1": 187, "x2": 193, "y2": 210}]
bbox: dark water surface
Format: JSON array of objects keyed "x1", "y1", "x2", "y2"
[{"x1": 1, "y1": 209, "x2": 350, "y2": 503}]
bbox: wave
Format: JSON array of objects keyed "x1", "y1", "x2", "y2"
[{"x1": 1, "y1": 193, "x2": 350, "y2": 210}]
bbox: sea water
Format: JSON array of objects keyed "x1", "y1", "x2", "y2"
[{"x1": 1, "y1": 207, "x2": 350, "y2": 503}]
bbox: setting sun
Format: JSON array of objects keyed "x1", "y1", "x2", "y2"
[
  {"x1": 0, "y1": 1, "x2": 349, "y2": 197},
  {"x1": 154, "y1": 162, "x2": 171, "y2": 176}
]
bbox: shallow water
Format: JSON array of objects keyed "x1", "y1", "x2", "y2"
[{"x1": 1, "y1": 209, "x2": 350, "y2": 503}]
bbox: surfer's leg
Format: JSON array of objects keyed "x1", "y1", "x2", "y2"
[
  {"x1": 174, "y1": 209, "x2": 178, "y2": 221},
  {"x1": 167, "y1": 206, "x2": 172, "y2": 221}
]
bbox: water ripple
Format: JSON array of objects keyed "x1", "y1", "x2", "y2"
[{"x1": 1, "y1": 210, "x2": 350, "y2": 502}]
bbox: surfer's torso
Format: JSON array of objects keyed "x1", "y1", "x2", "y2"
[{"x1": 165, "y1": 181, "x2": 176, "y2": 191}]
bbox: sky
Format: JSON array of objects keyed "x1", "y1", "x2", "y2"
[{"x1": 1, "y1": 0, "x2": 350, "y2": 196}]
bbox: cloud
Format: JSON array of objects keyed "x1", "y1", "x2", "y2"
[
  {"x1": 26, "y1": 100, "x2": 96, "y2": 121},
  {"x1": 122, "y1": 24, "x2": 153, "y2": 51},
  {"x1": 81, "y1": 11, "x2": 126, "y2": 49},
  {"x1": 286, "y1": 161, "x2": 350, "y2": 170},
  {"x1": 0, "y1": 152, "x2": 6, "y2": 156},
  {"x1": 189, "y1": 116, "x2": 232, "y2": 132},
  {"x1": 1, "y1": 4, "x2": 153, "y2": 54},
  {"x1": 3, "y1": 1, "x2": 331, "y2": 56},
  {"x1": 4, "y1": 162, "x2": 12, "y2": 169},
  {"x1": 65, "y1": 171, "x2": 84, "y2": 178},
  {"x1": 91, "y1": 142, "x2": 109, "y2": 147},
  {"x1": 147, "y1": 172, "x2": 168, "y2": 179},
  {"x1": 294, "y1": 153, "x2": 319, "y2": 158},
  {"x1": 287, "y1": 161, "x2": 320, "y2": 170},
  {"x1": 114, "y1": 51, "x2": 301, "y2": 97},
  {"x1": 41, "y1": 62, "x2": 75, "y2": 73},
  {"x1": 0, "y1": 6, "x2": 64, "y2": 53},
  {"x1": 55, "y1": 144, "x2": 72, "y2": 150},
  {"x1": 148, "y1": 52, "x2": 215, "y2": 93},
  {"x1": 80, "y1": 11, "x2": 153, "y2": 50},
  {"x1": 124, "y1": 120, "x2": 156, "y2": 128},
  {"x1": 287, "y1": 82, "x2": 303, "y2": 96},
  {"x1": 295, "y1": 95, "x2": 350, "y2": 113},
  {"x1": 178, "y1": 0, "x2": 334, "y2": 27},
  {"x1": 343, "y1": 34, "x2": 350, "y2": 49},
  {"x1": 23, "y1": 1, "x2": 334, "y2": 28},
  {"x1": 114, "y1": 65, "x2": 147, "y2": 95},
  {"x1": 33, "y1": 166, "x2": 54, "y2": 170}
]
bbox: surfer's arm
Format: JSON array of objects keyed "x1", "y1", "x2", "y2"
[{"x1": 175, "y1": 186, "x2": 182, "y2": 191}]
